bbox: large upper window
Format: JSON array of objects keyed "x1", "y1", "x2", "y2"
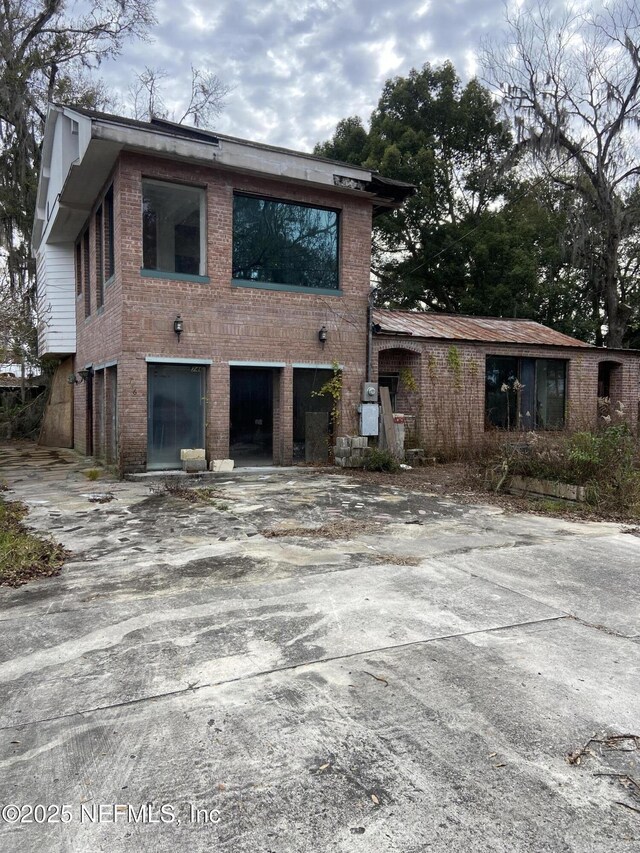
[
  {"x1": 232, "y1": 194, "x2": 339, "y2": 291},
  {"x1": 485, "y1": 355, "x2": 566, "y2": 430},
  {"x1": 142, "y1": 179, "x2": 205, "y2": 276}
]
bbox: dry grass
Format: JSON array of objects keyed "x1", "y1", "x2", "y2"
[
  {"x1": 370, "y1": 553, "x2": 422, "y2": 566},
  {"x1": 262, "y1": 519, "x2": 378, "y2": 539},
  {"x1": 157, "y1": 480, "x2": 230, "y2": 511},
  {"x1": 82, "y1": 468, "x2": 102, "y2": 481},
  {"x1": 0, "y1": 497, "x2": 69, "y2": 587}
]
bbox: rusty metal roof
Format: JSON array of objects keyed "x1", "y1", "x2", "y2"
[{"x1": 373, "y1": 309, "x2": 593, "y2": 348}]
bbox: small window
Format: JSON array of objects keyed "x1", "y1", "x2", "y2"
[
  {"x1": 75, "y1": 241, "x2": 82, "y2": 296},
  {"x1": 95, "y1": 185, "x2": 114, "y2": 299},
  {"x1": 83, "y1": 229, "x2": 91, "y2": 318},
  {"x1": 485, "y1": 355, "x2": 566, "y2": 430},
  {"x1": 104, "y1": 185, "x2": 114, "y2": 280},
  {"x1": 232, "y1": 194, "x2": 339, "y2": 290},
  {"x1": 96, "y1": 204, "x2": 103, "y2": 308},
  {"x1": 142, "y1": 179, "x2": 204, "y2": 276}
]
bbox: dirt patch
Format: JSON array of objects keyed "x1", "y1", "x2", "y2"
[
  {"x1": 336, "y1": 463, "x2": 469, "y2": 494},
  {"x1": 337, "y1": 463, "x2": 639, "y2": 523}
]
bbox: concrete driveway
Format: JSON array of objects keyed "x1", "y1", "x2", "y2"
[{"x1": 0, "y1": 443, "x2": 639, "y2": 853}]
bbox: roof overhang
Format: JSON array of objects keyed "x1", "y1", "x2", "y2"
[{"x1": 33, "y1": 106, "x2": 414, "y2": 251}]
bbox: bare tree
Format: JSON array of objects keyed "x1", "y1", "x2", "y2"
[
  {"x1": 482, "y1": 0, "x2": 640, "y2": 346},
  {"x1": 128, "y1": 66, "x2": 170, "y2": 121},
  {"x1": 128, "y1": 65, "x2": 230, "y2": 126},
  {"x1": 0, "y1": 0, "x2": 156, "y2": 300}
]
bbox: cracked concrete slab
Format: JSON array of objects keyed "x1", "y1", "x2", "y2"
[
  {"x1": 0, "y1": 442, "x2": 638, "y2": 852},
  {"x1": 450, "y1": 535, "x2": 640, "y2": 637},
  {"x1": 0, "y1": 557, "x2": 563, "y2": 727},
  {"x1": 1, "y1": 620, "x2": 638, "y2": 853}
]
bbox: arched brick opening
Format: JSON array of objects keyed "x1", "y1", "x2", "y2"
[
  {"x1": 376, "y1": 347, "x2": 422, "y2": 443},
  {"x1": 597, "y1": 360, "x2": 624, "y2": 416}
]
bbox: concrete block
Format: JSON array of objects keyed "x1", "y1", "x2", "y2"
[
  {"x1": 352, "y1": 436, "x2": 368, "y2": 449},
  {"x1": 182, "y1": 459, "x2": 207, "y2": 473},
  {"x1": 180, "y1": 448, "x2": 206, "y2": 461},
  {"x1": 336, "y1": 437, "x2": 350, "y2": 449},
  {"x1": 509, "y1": 475, "x2": 586, "y2": 502},
  {"x1": 210, "y1": 459, "x2": 235, "y2": 472},
  {"x1": 346, "y1": 457, "x2": 364, "y2": 468}
]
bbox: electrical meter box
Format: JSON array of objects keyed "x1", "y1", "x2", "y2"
[
  {"x1": 362, "y1": 382, "x2": 378, "y2": 403},
  {"x1": 360, "y1": 403, "x2": 379, "y2": 436}
]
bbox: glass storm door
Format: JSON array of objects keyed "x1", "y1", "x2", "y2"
[{"x1": 147, "y1": 364, "x2": 205, "y2": 470}]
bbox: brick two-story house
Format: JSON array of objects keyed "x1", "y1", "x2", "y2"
[
  {"x1": 33, "y1": 105, "x2": 412, "y2": 473},
  {"x1": 34, "y1": 105, "x2": 640, "y2": 472}
]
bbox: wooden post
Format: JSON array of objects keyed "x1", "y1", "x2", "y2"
[{"x1": 379, "y1": 385, "x2": 399, "y2": 457}]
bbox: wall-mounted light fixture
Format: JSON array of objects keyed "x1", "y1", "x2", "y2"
[
  {"x1": 67, "y1": 367, "x2": 93, "y2": 385},
  {"x1": 174, "y1": 314, "x2": 184, "y2": 341},
  {"x1": 318, "y1": 325, "x2": 328, "y2": 345}
]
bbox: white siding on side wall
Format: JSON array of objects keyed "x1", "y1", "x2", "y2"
[{"x1": 37, "y1": 242, "x2": 76, "y2": 356}]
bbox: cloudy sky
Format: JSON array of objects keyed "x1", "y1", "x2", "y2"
[{"x1": 101, "y1": 0, "x2": 503, "y2": 152}]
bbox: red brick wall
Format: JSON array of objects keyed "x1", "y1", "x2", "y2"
[
  {"x1": 74, "y1": 152, "x2": 372, "y2": 472},
  {"x1": 373, "y1": 338, "x2": 640, "y2": 452},
  {"x1": 73, "y1": 160, "x2": 123, "y2": 462}
]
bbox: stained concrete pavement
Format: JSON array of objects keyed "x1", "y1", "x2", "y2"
[{"x1": 0, "y1": 443, "x2": 638, "y2": 852}]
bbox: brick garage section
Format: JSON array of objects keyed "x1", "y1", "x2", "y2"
[
  {"x1": 373, "y1": 337, "x2": 640, "y2": 453},
  {"x1": 74, "y1": 153, "x2": 371, "y2": 473}
]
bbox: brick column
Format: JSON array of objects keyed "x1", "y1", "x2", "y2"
[
  {"x1": 119, "y1": 356, "x2": 147, "y2": 473},
  {"x1": 273, "y1": 365, "x2": 293, "y2": 465},
  {"x1": 209, "y1": 361, "x2": 230, "y2": 460}
]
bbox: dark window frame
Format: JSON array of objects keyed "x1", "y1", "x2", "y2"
[
  {"x1": 82, "y1": 228, "x2": 91, "y2": 318},
  {"x1": 95, "y1": 204, "x2": 104, "y2": 308},
  {"x1": 232, "y1": 192, "x2": 340, "y2": 292},
  {"x1": 104, "y1": 184, "x2": 115, "y2": 282},
  {"x1": 74, "y1": 241, "x2": 82, "y2": 296},
  {"x1": 485, "y1": 355, "x2": 567, "y2": 431},
  {"x1": 96, "y1": 184, "x2": 115, "y2": 304}
]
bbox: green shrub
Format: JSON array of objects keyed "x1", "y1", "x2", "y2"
[{"x1": 363, "y1": 448, "x2": 401, "y2": 473}]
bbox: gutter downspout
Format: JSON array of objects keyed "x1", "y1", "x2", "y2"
[{"x1": 366, "y1": 287, "x2": 376, "y2": 382}]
